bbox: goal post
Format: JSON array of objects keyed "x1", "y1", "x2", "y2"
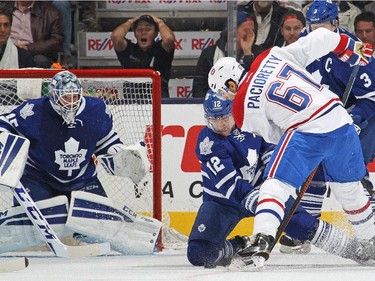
[{"x1": 0, "y1": 69, "x2": 165, "y2": 246}]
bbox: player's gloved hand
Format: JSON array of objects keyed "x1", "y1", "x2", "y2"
[
  {"x1": 351, "y1": 114, "x2": 368, "y2": 135},
  {"x1": 241, "y1": 188, "x2": 259, "y2": 213},
  {"x1": 261, "y1": 145, "x2": 275, "y2": 167},
  {"x1": 333, "y1": 34, "x2": 373, "y2": 66}
]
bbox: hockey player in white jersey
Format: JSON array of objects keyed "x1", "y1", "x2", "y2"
[
  {"x1": 208, "y1": 27, "x2": 375, "y2": 268},
  {"x1": 280, "y1": 0, "x2": 375, "y2": 255},
  {"x1": 0, "y1": 71, "x2": 161, "y2": 255}
]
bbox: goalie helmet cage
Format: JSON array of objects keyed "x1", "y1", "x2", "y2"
[{"x1": 0, "y1": 69, "x2": 175, "y2": 250}]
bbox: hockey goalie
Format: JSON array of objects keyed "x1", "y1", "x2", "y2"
[{"x1": 0, "y1": 70, "x2": 161, "y2": 255}]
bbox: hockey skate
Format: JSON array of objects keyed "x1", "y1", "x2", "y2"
[
  {"x1": 350, "y1": 236, "x2": 375, "y2": 265},
  {"x1": 230, "y1": 233, "x2": 274, "y2": 270},
  {"x1": 279, "y1": 234, "x2": 312, "y2": 254},
  {"x1": 204, "y1": 235, "x2": 248, "y2": 268}
]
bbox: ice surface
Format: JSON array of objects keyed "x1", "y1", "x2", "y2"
[{"x1": 1, "y1": 245, "x2": 375, "y2": 281}]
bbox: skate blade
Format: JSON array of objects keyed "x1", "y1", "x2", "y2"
[{"x1": 228, "y1": 256, "x2": 266, "y2": 271}]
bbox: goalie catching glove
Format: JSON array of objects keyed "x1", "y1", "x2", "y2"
[
  {"x1": 333, "y1": 34, "x2": 373, "y2": 66},
  {"x1": 99, "y1": 141, "x2": 150, "y2": 184}
]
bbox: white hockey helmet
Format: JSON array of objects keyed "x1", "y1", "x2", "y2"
[
  {"x1": 208, "y1": 57, "x2": 245, "y2": 95},
  {"x1": 48, "y1": 71, "x2": 83, "y2": 124}
]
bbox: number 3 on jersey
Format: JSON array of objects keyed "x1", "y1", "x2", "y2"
[{"x1": 266, "y1": 64, "x2": 322, "y2": 112}]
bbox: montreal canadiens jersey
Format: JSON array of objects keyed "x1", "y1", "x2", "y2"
[
  {"x1": 196, "y1": 125, "x2": 271, "y2": 213},
  {"x1": 300, "y1": 26, "x2": 375, "y2": 120},
  {"x1": 233, "y1": 28, "x2": 353, "y2": 144},
  {"x1": 0, "y1": 96, "x2": 123, "y2": 191}
]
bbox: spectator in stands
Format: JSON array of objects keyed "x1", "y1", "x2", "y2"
[
  {"x1": 79, "y1": 1, "x2": 99, "y2": 32},
  {"x1": 52, "y1": 0, "x2": 73, "y2": 68},
  {"x1": 192, "y1": 11, "x2": 263, "y2": 98},
  {"x1": 0, "y1": 1, "x2": 64, "y2": 68},
  {"x1": 277, "y1": 0, "x2": 307, "y2": 10},
  {"x1": 302, "y1": 1, "x2": 361, "y2": 34},
  {"x1": 280, "y1": 9, "x2": 306, "y2": 46},
  {"x1": 111, "y1": 14, "x2": 175, "y2": 98},
  {"x1": 363, "y1": 1, "x2": 375, "y2": 14},
  {"x1": 354, "y1": 12, "x2": 375, "y2": 57},
  {"x1": 240, "y1": 1, "x2": 289, "y2": 49},
  {"x1": 0, "y1": 9, "x2": 33, "y2": 69}
]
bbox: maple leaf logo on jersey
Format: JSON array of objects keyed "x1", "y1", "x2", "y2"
[
  {"x1": 54, "y1": 137, "x2": 87, "y2": 176},
  {"x1": 199, "y1": 136, "x2": 214, "y2": 155},
  {"x1": 198, "y1": 224, "x2": 206, "y2": 233},
  {"x1": 20, "y1": 103, "x2": 34, "y2": 119},
  {"x1": 240, "y1": 149, "x2": 258, "y2": 182}
]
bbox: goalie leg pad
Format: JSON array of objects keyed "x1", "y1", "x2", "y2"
[
  {"x1": 0, "y1": 196, "x2": 72, "y2": 253},
  {"x1": 66, "y1": 191, "x2": 161, "y2": 255}
]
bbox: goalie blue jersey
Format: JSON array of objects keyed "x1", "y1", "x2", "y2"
[
  {"x1": 300, "y1": 26, "x2": 375, "y2": 120},
  {"x1": 196, "y1": 126, "x2": 271, "y2": 214},
  {"x1": 0, "y1": 96, "x2": 123, "y2": 191}
]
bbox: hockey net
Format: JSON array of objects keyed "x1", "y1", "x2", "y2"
[{"x1": 0, "y1": 69, "x2": 187, "y2": 250}]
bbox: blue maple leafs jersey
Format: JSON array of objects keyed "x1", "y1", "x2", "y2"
[
  {"x1": 196, "y1": 126, "x2": 271, "y2": 214},
  {"x1": 0, "y1": 96, "x2": 123, "y2": 191},
  {"x1": 300, "y1": 27, "x2": 375, "y2": 120}
]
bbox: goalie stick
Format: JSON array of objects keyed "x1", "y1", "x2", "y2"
[
  {"x1": 0, "y1": 133, "x2": 110, "y2": 258},
  {"x1": 0, "y1": 257, "x2": 29, "y2": 273},
  {"x1": 269, "y1": 64, "x2": 361, "y2": 252}
]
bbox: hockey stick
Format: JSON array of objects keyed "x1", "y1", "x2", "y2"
[
  {"x1": 341, "y1": 64, "x2": 360, "y2": 107},
  {"x1": 269, "y1": 64, "x2": 361, "y2": 252},
  {"x1": 0, "y1": 257, "x2": 29, "y2": 273},
  {"x1": 0, "y1": 133, "x2": 110, "y2": 258}
]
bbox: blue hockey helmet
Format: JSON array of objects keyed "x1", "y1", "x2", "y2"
[
  {"x1": 204, "y1": 90, "x2": 235, "y2": 135},
  {"x1": 306, "y1": 0, "x2": 338, "y2": 25},
  {"x1": 48, "y1": 71, "x2": 83, "y2": 124},
  {"x1": 204, "y1": 89, "x2": 232, "y2": 118}
]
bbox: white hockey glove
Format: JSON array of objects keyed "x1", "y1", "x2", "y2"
[
  {"x1": 99, "y1": 141, "x2": 150, "y2": 184},
  {"x1": 241, "y1": 188, "x2": 259, "y2": 214},
  {"x1": 333, "y1": 34, "x2": 373, "y2": 66}
]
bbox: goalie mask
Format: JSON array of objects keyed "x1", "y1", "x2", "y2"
[
  {"x1": 48, "y1": 71, "x2": 83, "y2": 124},
  {"x1": 208, "y1": 57, "x2": 245, "y2": 98},
  {"x1": 204, "y1": 89, "x2": 235, "y2": 136}
]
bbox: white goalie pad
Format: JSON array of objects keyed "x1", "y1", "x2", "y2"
[
  {"x1": 0, "y1": 133, "x2": 29, "y2": 188},
  {"x1": 0, "y1": 196, "x2": 72, "y2": 253},
  {"x1": 98, "y1": 141, "x2": 150, "y2": 184},
  {"x1": 66, "y1": 191, "x2": 162, "y2": 255}
]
